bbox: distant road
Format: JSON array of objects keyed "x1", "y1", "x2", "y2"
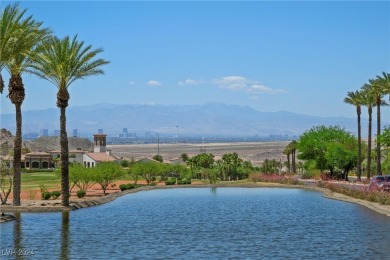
[{"x1": 108, "y1": 141, "x2": 289, "y2": 166}]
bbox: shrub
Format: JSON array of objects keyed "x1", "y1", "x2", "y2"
[
  {"x1": 77, "y1": 189, "x2": 86, "y2": 198},
  {"x1": 165, "y1": 178, "x2": 176, "y2": 185},
  {"x1": 51, "y1": 191, "x2": 61, "y2": 199},
  {"x1": 41, "y1": 191, "x2": 52, "y2": 200},
  {"x1": 301, "y1": 170, "x2": 321, "y2": 180},
  {"x1": 149, "y1": 182, "x2": 157, "y2": 186},
  {"x1": 119, "y1": 184, "x2": 128, "y2": 191},
  {"x1": 127, "y1": 184, "x2": 136, "y2": 189},
  {"x1": 249, "y1": 173, "x2": 302, "y2": 185},
  {"x1": 177, "y1": 179, "x2": 191, "y2": 185}
]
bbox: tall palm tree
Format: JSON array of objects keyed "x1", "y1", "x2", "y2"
[
  {"x1": 361, "y1": 86, "x2": 376, "y2": 181},
  {"x1": 291, "y1": 140, "x2": 297, "y2": 174},
  {"x1": 283, "y1": 145, "x2": 291, "y2": 173},
  {"x1": 364, "y1": 78, "x2": 387, "y2": 175},
  {"x1": 1, "y1": 4, "x2": 50, "y2": 206},
  {"x1": 29, "y1": 35, "x2": 109, "y2": 206},
  {"x1": 344, "y1": 90, "x2": 363, "y2": 181}
]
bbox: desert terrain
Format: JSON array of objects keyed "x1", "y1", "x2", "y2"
[{"x1": 108, "y1": 141, "x2": 289, "y2": 166}]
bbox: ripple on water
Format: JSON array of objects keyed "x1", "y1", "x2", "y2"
[{"x1": 1, "y1": 188, "x2": 390, "y2": 259}]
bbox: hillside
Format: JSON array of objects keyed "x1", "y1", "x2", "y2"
[
  {"x1": 1, "y1": 102, "x2": 384, "y2": 137},
  {"x1": 0, "y1": 131, "x2": 93, "y2": 155}
]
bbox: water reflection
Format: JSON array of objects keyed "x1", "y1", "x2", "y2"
[
  {"x1": 60, "y1": 211, "x2": 70, "y2": 260},
  {"x1": 13, "y1": 212, "x2": 23, "y2": 260},
  {"x1": 1, "y1": 188, "x2": 390, "y2": 259}
]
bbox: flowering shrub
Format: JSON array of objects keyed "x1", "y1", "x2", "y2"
[
  {"x1": 250, "y1": 173, "x2": 302, "y2": 185},
  {"x1": 318, "y1": 181, "x2": 390, "y2": 205}
]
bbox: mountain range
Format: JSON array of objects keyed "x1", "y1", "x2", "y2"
[{"x1": 0, "y1": 102, "x2": 385, "y2": 137}]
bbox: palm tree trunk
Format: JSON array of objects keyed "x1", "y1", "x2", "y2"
[
  {"x1": 0, "y1": 73, "x2": 4, "y2": 94},
  {"x1": 8, "y1": 74, "x2": 25, "y2": 207},
  {"x1": 60, "y1": 106, "x2": 70, "y2": 206},
  {"x1": 287, "y1": 153, "x2": 291, "y2": 173},
  {"x1": 376, "y1": 97, "x2": 382, "y2": 175},
  {"x1": 12, "y1": 103, "x2": 22, "y2": 206},
  {"x1": 292, "y1": 148, "x2": 296, "y2": 174},
  {"x1": 367, "y1": 106, "x2": 372, "y2": 181},
  {"x1": 357, "y1": 107, "x2": 362, "y2": 181}
]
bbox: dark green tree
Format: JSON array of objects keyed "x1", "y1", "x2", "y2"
[{"x1": 297, "y1": 125, "x2": 359, "y2": 179}]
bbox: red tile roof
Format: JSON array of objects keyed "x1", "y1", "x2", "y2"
[{"x1": 85, "y1": 152, "x2": 116, "y2": 162}]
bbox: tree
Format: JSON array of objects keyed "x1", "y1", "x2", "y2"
[
  {"x1": 344, "y1": 90, "x2": 363, "y2": 181},
  {"x1": 363, "y1": 77, "x2": 387, "y2": 175},
  {"x1": 69, "y1": 163, "x2": 95, "y2": 193},
  {"x1": 93, "y1": 162, "x2": 123, "y2": 196},
  {"x1": 0, "y1": 159, "x2": 12, "y2": 204},
  {"x1": 283, "y1": 145, "x2": 291, "y2": 173},
  {"x1": 29, "y1": 35, "x2": 109, "y2": 206},
  {"x1": 361, "y1": 86, "x2": 376, "y2": 181},
  {"x1": 153, "y1": 154, "x2": 163, "y2": 163},
  {"x1": 1, "y1": 4, "x2": 50, "y2": 206},
  {"x1": 180, "y1": 153, "x2": 189, "y2": 162},
  {"x1": 297, "y1": 125, "x2": 359, "y2": 179},
  {"x1": 380, "y1": 125, "x2": 390, "y2": 174},
  {"x1": 130, "y1": 162, "x2": 160, "y2": 185}
]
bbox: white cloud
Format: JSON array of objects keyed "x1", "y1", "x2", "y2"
[
  {"x1": 214, "y1": 75, "x2": 248, "y2": 90},
  {"x1": 214, "y1": 75, "x2": 286, "y2": 94},
  {"x1": 147, "y1": 80, "x2": 162, "y2": 86},
  {"x1": 178, "y1": 79, "x2": 203, "y2": 86},
  {"x1": 128, "y1": 81, "x2": 136, "y2": 86}
]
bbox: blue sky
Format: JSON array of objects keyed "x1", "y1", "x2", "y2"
[{"x1": 1, "y1": 1, "x2": 389, "y2": 120}]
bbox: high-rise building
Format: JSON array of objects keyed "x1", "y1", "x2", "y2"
[
  {"x1": 40, "y1": 129, "x2": 49, "y2": 137},
  {"x1": 53, "y1": 130, "x2": 60, "y2": 136},
  {"x1": 73, "y1": 129, "x2": 78, "y2": 137},
  {"x1": 98, "y1": 128, "x2": 104, "y2": 134}
]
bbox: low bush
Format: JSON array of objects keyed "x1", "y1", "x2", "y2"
[
  {"x1": 301, "y1": 170, "x2": 321, "y2": 180},
  {"x1": 250, "y1": 173, "x2": 302, "y2": 185},
  {"x1": 77, "y1": 189, "x2": 86, "y2": 198},
  {"x1": 177, "y1": 179, "x2": 191, "y2": 185},
  {"x1": 119, "y1": 183, "x2": 138, "y2": 191},
  {"x1": 149, "y1": 182, "x2": 157, "y2": 186},
  {"x1": 119, "y1": 184, "x2": 128, "y2": 191},
  {"x1": 22, "y1": 168, "x2": 56, "y2": 173},
  {"x1": 317, "y1": 181, "x2": 390, "y2": 205},
  {"x1": 165, "y1": 178, "x2": 176, "y2": 185},
  {"x1": 51, "y1": 191, "x2": 61, "y2": 199},
  {"x1": 41, "y1": 191, "x2": 52, "y2": 200}
]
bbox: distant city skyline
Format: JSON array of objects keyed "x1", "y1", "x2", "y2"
[{"x1": 0, "y1": 1, "x2": 389, "y2": 121}]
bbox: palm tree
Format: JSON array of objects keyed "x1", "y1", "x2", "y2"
[
  {"x1": 29, "y1": 35, "x2": 109, "y2": 206},
  {"x1": 361, "y1": 86, "x2": 376, "y2": 181},
  {"x1": 290, "y1": 140, "x2": 297, "y2": 174},
  {"x1": 364, "y1": 78, "x2": 387, "y2": 175},
  {"x1": 344, "y1": 90, "x2": 363, "y2": 181},
  {"x1": 1, "y1": 4, "x2": 50, "y2": 206},
  {"x1": 376, "y1": 72, "x2": 390, "y2": 101},
  {"x1": 0, "y1": 4, "x2": 25, "y2": 94},
  {"x1": 283, "y1": 145, "x2": 291, "y2": 173}
]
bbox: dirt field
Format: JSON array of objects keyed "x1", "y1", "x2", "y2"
[{"x1": 108, "y1": 141, "x2": 289, "y2": 166}]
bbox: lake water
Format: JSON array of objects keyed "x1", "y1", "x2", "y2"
[{"x1": 1, "y1": 188, "x2": 390, "y2": 259}]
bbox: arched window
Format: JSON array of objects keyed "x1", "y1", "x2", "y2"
[
  {"x1": 42, "y1": 161, "x2": 49, "y2": 168},
  {"x1": 32, "y1": 161, "x2": 40, "y2": 168}
]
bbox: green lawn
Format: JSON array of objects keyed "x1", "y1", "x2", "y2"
[{"x1": 21, "y1": 172, "x2": 61, "y2": 191}]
